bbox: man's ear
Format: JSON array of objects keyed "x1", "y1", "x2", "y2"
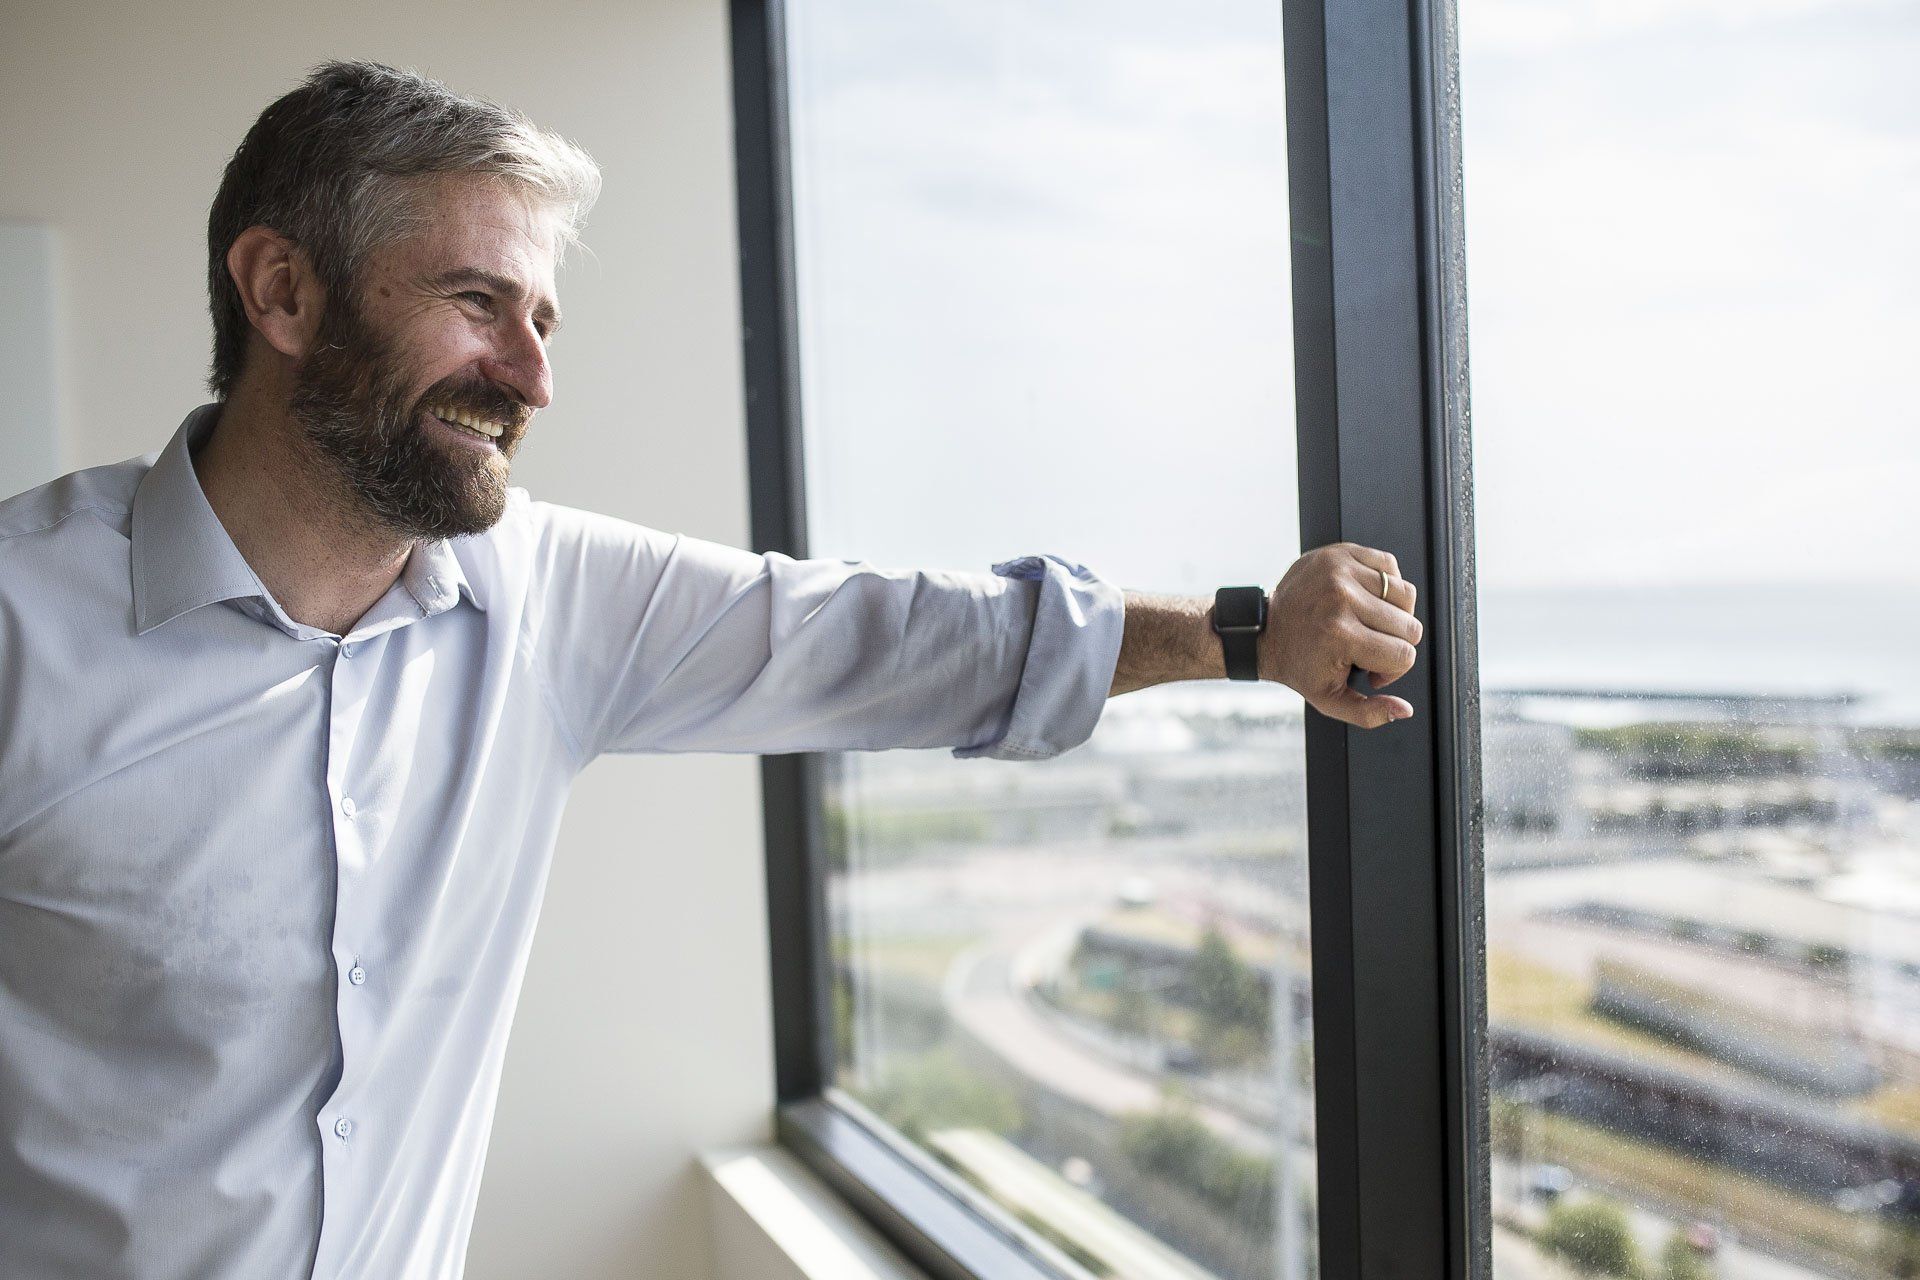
[{"x1": 226, "y1": 226, "x2": 327, "y2": 362}]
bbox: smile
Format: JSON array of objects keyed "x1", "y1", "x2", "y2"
[{"x1": 424, "y1": 403, "x2": 508, "y2": 441}]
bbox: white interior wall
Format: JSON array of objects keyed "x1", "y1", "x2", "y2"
[{"x1": 0, "y1": 3, "x2": 773, "y2": 1276}]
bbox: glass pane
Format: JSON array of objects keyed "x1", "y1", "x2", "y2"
[
  {"x1": 784, "y1": 3, "x2": 1315, "y2": 1276},
  {"x1": 1460, "y1": 3, "x2": 1920, "y2": 1277}
]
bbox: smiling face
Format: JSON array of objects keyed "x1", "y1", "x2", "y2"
[{"x1": 287, "y1": 174, "x2": 565, "y2": 539}]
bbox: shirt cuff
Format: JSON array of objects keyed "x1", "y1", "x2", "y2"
[{"x1": 952, "y1": 554, "x2": 1125, "y2": 762}]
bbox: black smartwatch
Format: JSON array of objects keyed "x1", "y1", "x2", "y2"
[{"x1": 1210, "y1": 586, "x2": 1268, "y2": 681}]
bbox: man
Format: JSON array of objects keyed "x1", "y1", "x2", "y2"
[{"x1": 0, "y1": 61, "x2": 1421, "y2": 1279}]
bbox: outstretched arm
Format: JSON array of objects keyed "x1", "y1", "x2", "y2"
[{"x1": 1107, "y1": 542, "x2": 1423, "y2": 729}]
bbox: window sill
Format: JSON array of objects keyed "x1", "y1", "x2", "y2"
[{"x1": 700, "y1": 1143, "x2": 929, "y2": 1280}]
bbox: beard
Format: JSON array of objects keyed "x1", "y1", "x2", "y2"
[{"x1": 287, "y1": 295, "x2": 529, "y2": 540}]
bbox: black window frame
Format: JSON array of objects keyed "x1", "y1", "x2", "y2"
[{"x1": 728, "y1": 0, "x2": 1488, "y2": 1274}]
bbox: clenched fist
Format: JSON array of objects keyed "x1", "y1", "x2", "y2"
[{"x1": 1264, "y1": 542, "x2": 1422, "y2": 729}]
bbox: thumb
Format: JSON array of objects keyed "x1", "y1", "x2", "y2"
[{"x1": 1319, "y1": 684, "x2": 1414, "y2": 729}]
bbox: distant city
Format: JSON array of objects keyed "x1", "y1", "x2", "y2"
[{"x1": 822, "y1": 681, "x2": 1920, "y2": 1280}]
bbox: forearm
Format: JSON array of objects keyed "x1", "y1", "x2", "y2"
[
  {"x1": 1107, "y1": 591, "x2": 1225, "y2": 696},
  {"x1": 1102, "y1": 544, "x2": 1424, "y2": 728}
]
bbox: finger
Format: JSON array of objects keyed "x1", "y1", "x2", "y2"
[
  {"x1": 1320, "y1": 684, "x2": 1413, "y2": 729},
  {"x1": 1347, "y1": 627, "x2": 1418, "y2": 682},
  {"x1": 1344, "y1": 551, "x2": 1415, "y2": 613},
  {"x1": 1353, "y1": 591, "x2": 1424, "y2": 648},
  {"x1": 1345, "y1": 543, "x2": 1402, "y2": 583}
]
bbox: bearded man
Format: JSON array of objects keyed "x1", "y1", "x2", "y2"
[{"x1": 0, "y1": 60, "x2": 1422, "y2": 1279}]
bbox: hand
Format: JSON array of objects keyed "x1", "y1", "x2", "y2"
[{"x1": 1263, "y1": 542, "x2": 1422, "y2": 728}]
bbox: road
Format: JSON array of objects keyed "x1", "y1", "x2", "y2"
[{"x1": 936, "y1": 902, "x2": 1843, "y2": 1280}]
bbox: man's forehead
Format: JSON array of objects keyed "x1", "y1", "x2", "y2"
[{"x1": 390, "y1": 180, "x2": 565, "y2": 318}]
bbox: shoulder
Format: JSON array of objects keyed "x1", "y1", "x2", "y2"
[
  {"x1": 448, "y1": 487, "x2": 695, "y2": 614},
  {"x1": 516, "y1": 490, "x2": 686, "y2": 566},
  {"x1": 0, "y1": 451, "x2": 151, "y2": 555},
  {"x1": 0, "y1": 456, "x2": 150, "y2": 652},
  {"x1": 500, "y1": 488, "x2": 771, "y2": 600}
]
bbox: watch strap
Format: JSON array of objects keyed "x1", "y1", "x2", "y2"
[{"x1": 1211, "y1": 586, "x2": 1268, "y2": 682}]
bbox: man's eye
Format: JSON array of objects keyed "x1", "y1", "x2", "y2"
[{"x1": 457, "y1": 291, "x2": 492, "y2": 308}]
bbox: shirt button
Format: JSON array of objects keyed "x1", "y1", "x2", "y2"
[
  {"x1": 341, "y1": 643, "x2": 358, "y2": 659},
  {"x1": 348, "y1": 965, "x2": 368, "y2": 986},
  {"x1": 333, "y1": 1117, "x2": 354, "y2": 1140},
  {"x1": 341, "y1": 795, "x2": 357, "y2": 817}
]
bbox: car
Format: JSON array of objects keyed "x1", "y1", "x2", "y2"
[
  {"x1": 1682, "y1": 1221, "x2": 1721, "y2": 1256},
  {"x1": 1526, "y1": 1164, "x2": 1574, "y2": 1201},
  {"x1": 1162, "y1": 1043, "x2": 1203, "y2": 1074}
]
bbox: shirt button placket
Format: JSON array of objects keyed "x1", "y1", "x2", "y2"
[{"x1": 319, "y1": 627, "x2": 372, "y2": 1265}]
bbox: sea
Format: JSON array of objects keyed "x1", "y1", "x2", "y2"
[{"x1": 1477, "y1": 583, "x2": 1920, "y2": 727}]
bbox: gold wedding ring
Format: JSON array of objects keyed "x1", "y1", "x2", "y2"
[{"x1": 1379, "y1": 568, "x2": 1392, "y2": 600}]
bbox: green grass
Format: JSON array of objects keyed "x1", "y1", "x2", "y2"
[
  {"x1": 1491, "y1": 948, "x2": 1920, "y2": 1143},
  {"x1": 1487, "y1": 950, "x2": 1774, "y2": 1083},
  {"x1": 835, "y1": 933, "x2": 980, "y2": 988},
  {"x1": 1855, "y1": 1081, "x2": 1920, "y2": 1136},
  {"x1": 1517, "y1": 1109, "x2": 1920, "y2": 1275}
]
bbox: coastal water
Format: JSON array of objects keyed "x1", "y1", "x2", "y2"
[{"x1": 1477, "y1": 582, "x2": 1920, "y2": 727}]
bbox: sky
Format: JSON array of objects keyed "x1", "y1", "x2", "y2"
[{"x1": 783, "y1": 0, "x2": 1918, "y2": 599}]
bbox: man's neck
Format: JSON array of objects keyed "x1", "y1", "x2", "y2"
[{"x1": 194, "y1": 385, "x2": 413, "y2": 637}]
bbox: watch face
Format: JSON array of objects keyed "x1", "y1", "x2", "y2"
[{"x1": 1214, "y1": 585, "x2": 1266, "y2": 630}]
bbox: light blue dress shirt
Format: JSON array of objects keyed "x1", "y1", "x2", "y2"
[{"x1": 0, "y1": 403, "x2": 1125, "y2": 1279}]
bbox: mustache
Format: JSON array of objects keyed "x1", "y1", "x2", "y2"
[{"x1": 416, "y1": 381, "x2": 532, "y2": 432}]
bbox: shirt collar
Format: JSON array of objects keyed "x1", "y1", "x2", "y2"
[
  {"x1": 400, "y1": 525, "x2": 487, "y2": 620},
  {"x1": 130, "y1": 403, "x2": 486, "y2": 637}
]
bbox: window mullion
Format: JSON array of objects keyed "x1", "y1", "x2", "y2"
[
  {"x1": 1283, "y1": 0, "x2": 1484, "y2": 1275},
  {"x1": 732, "y1": 0, "x2": 833, "y2": 1108}
]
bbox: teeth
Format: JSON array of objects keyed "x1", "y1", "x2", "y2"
[{"x1": 427, "y1": 406, "x2": 506, "y2": 439}]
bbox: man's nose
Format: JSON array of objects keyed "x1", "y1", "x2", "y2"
[{"x1": 482, "y1": 319, "x2": 552, "y2": 411}]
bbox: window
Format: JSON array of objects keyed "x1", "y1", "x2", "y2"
[
  {"x1": 1461, "y1": 3, "x2": 1920, "y2": 1277},
  {"x1": 782, "y1": 3, "x2": 1314, "y2": 1277},
  {"x1": 735, "y1": 0, "x2": 1476, "y2": 1275},
  {"x1": 742, "y1": 0, "x2": 1920, "y2": 1270}
]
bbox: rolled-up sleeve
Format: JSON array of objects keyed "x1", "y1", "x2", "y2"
[
  {"x1": 524, "y1": 501, "x2": 1125, "y2": 764},
  {"x1": 954, "y1": 554, "x2": 1124, "y2": 761}
]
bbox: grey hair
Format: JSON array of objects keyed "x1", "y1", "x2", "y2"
[{"x1": 205, "y1": 60, "x2": 600, "y2": 399}]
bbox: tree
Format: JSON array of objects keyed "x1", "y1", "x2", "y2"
[
  {"x1": 1203, "y1": 1023, "x2": 1267, "y2": 1071},
  {"x1": 1110, "y1": 980, "x2": 1154, "y2": 1040},
  {"x1": 1657, "y1": 1232, "x2": 1711, "y2": 1280},
  {"x1": 1188, "y1": 925, "x2": 1267, "y2": 1041},
  {"x1": 861, "y1": 1050, "x2": 1023, "y2": 1144},
  {"x1": 1538, "y1": 1199, "x2": 1642, "y2": 1277},
  {"x1": 1119, "y1": 1101, "x2": 1274, "y2": 1230}
]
